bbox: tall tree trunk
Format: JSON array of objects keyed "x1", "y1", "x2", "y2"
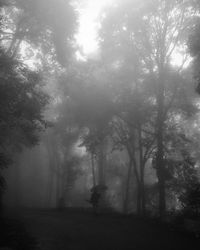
[
  {"x1": 157, "y1": 121, "x2": 166, "y2": 218},
  {"x1": 54, "y1": 151, "x2": 61, "y2": 208},
  {"x1": 46, "y1": 140, "x2": 55, "y2": 207},
  {"x1": 123, "y1": 160, "x2": 132, "y2": 214},
  {"x1": 156, "y1": 70, "x2": 166, "y2": 218},
  {"x1": 58, "y1": 165, "x2": 66, "y2": 209},
  {"x1": 140, "y1": 165, "x2": 146, "y2": 215},
  {"x1": 56, "y1": 173, "x2": 60, "y2": 208},
  {"x1": 138, "y1": 126, "x2": 146, "y2": 215},
  {"x1": 91, "y1": 153, "x2": 96, "y2": 187},
  {"x1": 97, "y1": 139, "x2": 107, "y2": 208},
  {"x1": 136, "y1": 183, "x2": 142, "y2": 215},
  {"x1": 131, "y1": 155, "x2": 142, "y2": 215},
  {"x1": 14, "y1": 155, "x2": 21, "y2": 207},
  {"x1": 98, "y1": 140, "x2": 106, "y2": 186},
  {"x1": 46, "y1": 166, "x2": 54, "y2": 207}
]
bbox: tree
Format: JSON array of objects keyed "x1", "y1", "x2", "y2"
[
  {"x1": 0, "y1": 50, "x2": 49, "y2": 211},
  {"x1": 179, "y1": 183, "x2": 200, "y2": 217},
  {"x1": 110, "y1": 89, "x2": 156, "y2": 214},
  {"x1": 188, "y1": 1, "x2": 200, "y2": 93},
  {"x1": 59, "y1": 62, "x2": 116, "y2": 188},
  {"x1": 0, "y1": 0, "x2": 78, "y2": 211},
  {"x1": 0, "y1": 0, "x2": 77, "y2": 66},
  {"x1": 100, "y1": 0, "x2": 198, "y2": 217}
]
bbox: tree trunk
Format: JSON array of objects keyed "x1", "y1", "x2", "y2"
[
  {"x1": 46, "y1": 141, "x2": 54, "y2": 207},
  {"x1": 157, "y1": 122, "x2": 166, "y2": 218},
  {"x1": 123, "y1": 161, "x2": 132, "y2": 214},
  {"x1": 55, "y1": 151, "x2": 61, "y2": 208},
  {"x1": 46, "y1": 167, "x2": 54, "y2": 207},
  {"x1": 56, "y1": 172, "x2": 60, "y2": 208},
  {"x1": 138, "y1": 126, "x2": 146, "y2": 215},
  {"x1": 97, "y1": 139, "x2": 107, "y2": 208},
  {"x1": 58, "y1": 166, "x2": 66, "y2": 209},
  {"x1": 97, "y1": 140, "x2": 106, "y2": 186},
  {"x1": 14, "y1": 156, "x2": 21, "y2": 207},
  {"x1": 91, "y1": 153, "x2": 96, "y2": 187},
  {"x1": 136, "y1": 183, "x2": 141, "y2": 215},
  {"x1": 156, "y1": 70, "x2": 166, "y2": 218},
  {"x1": 131, "y1": 155, "x2": 142, "y2": 215},
  {"x1": 141, "y1": 176, "x2": 146, "y2": 215}
]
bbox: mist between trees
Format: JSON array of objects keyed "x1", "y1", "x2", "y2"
[{"x1": 1, "y1": 0, "x2": 200, "y2": 219}]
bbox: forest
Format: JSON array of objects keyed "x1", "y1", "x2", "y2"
[{"x1": 0, "y1": 0, "x2": 200, "y2": 249}]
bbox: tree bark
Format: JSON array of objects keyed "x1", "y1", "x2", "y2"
[
  {"x1": 14, "y1": 155, "x2": 21, "y2": 207},
  {"x1": 46, "y1": 163, "x2": 54, "y2": 207},
  {"x1": 156, "y1": 71, "x2": 166, "y2": 218},
  {"x1": 97, "y1": 140, "x2": 106, "y2": 186},
  {"x1": 138, "y1": 126, "x2": 146, "y2": 215},
  {"x1": 137, "y1": 183, "x2": 142, "y2": 215},
  {"x1": 97, "y1": 139, "x2": 107, "y2": 208},
  {"x1": 123, "y1": 160, "x2": 132, "y2": 214},
  {"x1": 91, "y1": 153, "x2": 96, "y2": 187}
]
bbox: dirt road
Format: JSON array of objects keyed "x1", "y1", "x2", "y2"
[{"x1": 12, "y1": 209, "x2": 199, "y2": 250}]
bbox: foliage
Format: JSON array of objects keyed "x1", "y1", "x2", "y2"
[
  {"x1": 179, "y1": 183, "x2": 200, "y2": 217},
  {"x1": 0, "y1": 51, "x2": 49, "y2": 148},
  {"x1": 99, "y1": 0, "x2": 199, "y2": 216},
  {"x1": 0, "y1": 0, "x2": 199, "y2": 215},
  {"x1": 189, "y1": 21, "x2": 200, "y2": 93},
  {"x1": 0, "y1": 0, "x2": 77, "y2": 66},
  {"x1": 63, "y1": 155, "x2": 83, "y2": 190},
  {"x1": 0, "y1": 50, "x2": 49, "y2": 193},
  {"x1": 58, "y1": 63, "x2": 116, "y2": 157}
]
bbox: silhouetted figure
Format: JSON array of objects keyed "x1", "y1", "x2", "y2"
[{"x1": 90, "y1": 189, "x2": 101, "y2": 215}]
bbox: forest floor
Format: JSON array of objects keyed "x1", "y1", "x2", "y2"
[{"x1": 1, "y1": 208, "x2": 200, "y2": 250}]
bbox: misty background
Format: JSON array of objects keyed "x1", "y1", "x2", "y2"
[{"x1": 1, "y1": 0, "x2": 200, "y2": 219}]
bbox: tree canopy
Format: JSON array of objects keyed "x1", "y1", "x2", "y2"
[{"x1": 1, "y1": 0, "x2": 200, "y2": 219}]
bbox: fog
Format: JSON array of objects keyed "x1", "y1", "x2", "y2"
[{"x1": 1, "y1": 0, "x2": 200, "y2": 249}]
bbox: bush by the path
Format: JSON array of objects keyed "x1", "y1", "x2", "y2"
[{"x1": 0, "y1": 218, "x2": 37, "y2": 250}]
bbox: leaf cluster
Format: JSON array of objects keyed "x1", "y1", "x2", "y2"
[{"x1": 0, "y1": 50, "x2": 49, "y2": 167}]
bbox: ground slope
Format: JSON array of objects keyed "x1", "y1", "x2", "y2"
[{"x1": 4, "y1": 209, "x2": 200, "y2": 250}]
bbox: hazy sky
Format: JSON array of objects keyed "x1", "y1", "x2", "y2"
[
  {"x1": 76, "y1": 0, "x2": 114, "y2": 55},
  {"x1": 75, "y1": 0, "x2": 191, "y2": 66}
]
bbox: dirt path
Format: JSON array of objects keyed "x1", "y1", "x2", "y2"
[{"x1": 15, "y1": 209, "x2": 199, "y2": 250}]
